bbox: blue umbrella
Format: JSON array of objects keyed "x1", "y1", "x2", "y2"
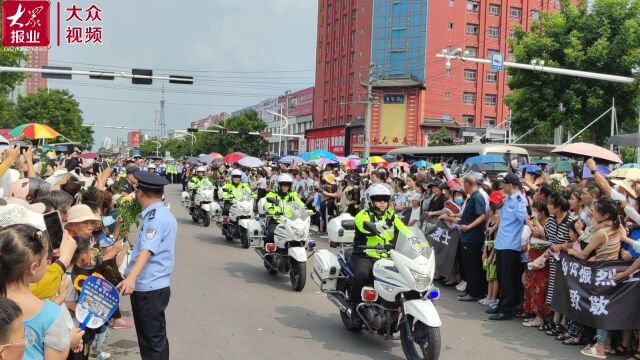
[
  {"x1": 412, "y1": 160, "x2": 433, "y2": 168},
  {"x1": 278, "y1": 155, "x2": 306, "y2": 164},
  {"x1": 311, "y1": 149, "x2": 339, "y2": 161},
  {"x1": 382, "y1": 154, "x2": 396, "y2": 162},
  {"x1": 464, "y1": 155, "x2": 505, "y2": 165},
  {"x1": 621, "y1": 163, "x2": 640, "y2": 169}
]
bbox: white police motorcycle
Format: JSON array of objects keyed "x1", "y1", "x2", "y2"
[
  {"x1": 255, "y1": 199, "x2": 315, "y2": 291},
  {"x1": 216, "y1": 189, "x2": 263, "y2": 249},
  {"x1": 181, "y1": 183, "x2": 217, "y2": 227},
  {"x1": 312, "y1": 218, "x2": 442, "y2": 360}
]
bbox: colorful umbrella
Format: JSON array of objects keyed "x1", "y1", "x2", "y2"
[
  {"x1": 610, "y1": 168, "x2": 640, "y2": 181},
  {"x1": 210, "y1": 152, "x2": 223, "y2": 159},
  {"x1": 552, "y1": 142, "x2": 622, "y2": 164},
  {"x1": 10, "y1": 123, "x2": 60, "y2": 139},
  {"x1": 385, "y1": 161, "x2": 410, "y2": 169},
  {"x1": 432, "y1": 163, "x2": 444, "y2": 172},
  {"x1": 336, "y1": 156, "x2": 348, "y2": 162},
  {"x1": 238, "y1": 156, "x2": 264, "y2": 168},
  {"x1": 222, "y1": 152, "x2": 247, "y2": 164},
  {"x1": 346, "y1": 155, "x2": 361, "y2": 160},
  {"x1": 342, "y1": 159, "x2": 360, "y2": 170}
]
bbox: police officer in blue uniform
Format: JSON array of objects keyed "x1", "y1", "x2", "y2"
[{"x1": 117, "y1": 171, "x2": 176, "y2": 360}]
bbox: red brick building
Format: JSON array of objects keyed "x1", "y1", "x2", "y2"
[
  {"x1": 309, "y1": 0, "x2": 568, "y2": 156},
  {"x1": 24, "y1": 48, "x2": 48, "y2": 94}
]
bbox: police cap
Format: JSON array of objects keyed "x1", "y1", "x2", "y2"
[{"x1": 134, "y1": 171, "x2": 169, "y2": 190}]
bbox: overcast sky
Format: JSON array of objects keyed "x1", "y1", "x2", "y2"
[{"x1": 48, "y1": 0, "x2": 317, "y2": 149}]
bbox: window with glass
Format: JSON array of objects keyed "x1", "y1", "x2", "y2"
[
  {"x1": 510, "y1": 7, "x2": 521, "y2": 19},
  {"x1": 488, "y1": 27, "x2": 500, "y2": 39},
  {"x1": 463, "y1": 92, "x2": 476, "y2": 104},
  {"x1": 484, "y1": 94, "x2": 497, "y2": 106},
  {"x1": 465, "y1": 47, "x2": 478, "y2": 57},
  {"x1": 466, "y1": 23, "x2": 479, "y2": 35},
  {"x1": 484, "y1": 116, "x2": 497, "y2": 127},
  {"x1": 489, "y1": 4, "x2": 500, "y2": 16},
  {"x1": 467, "y1": 1, "x2": 479, "y2": 13},
  {"x1": 486, "y1": 71, "x2": 498, "y2": 83},
  {"x1": 464, "y1": 69, "x2": 477, "y2": 81},
  {"x1": 462, "y1": 115, "x2": 475, "y2": 126}
]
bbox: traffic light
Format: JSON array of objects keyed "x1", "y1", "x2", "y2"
[
  {"x1": 169, "y1": 75, "x2": 194, "y2": 85},
  {"x1": 187, "y1": 128, "x2": 199, "y2": 133},
  {"x1": 219, "y1": 128, "x2": 228, "y2": 136},
  {"x1": 132, "y1": 69, "x2": 153, "y2": 85},
  {"x1": 42, "y1": 66, "x2": 72, "y2": 80}
]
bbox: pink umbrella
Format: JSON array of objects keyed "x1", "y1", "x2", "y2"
[
  {"x1": 552, "y1": 142, "x2": 622, "y2": 164},
  {"x1": 342, "y1": 159, "x2": 359, "y2": 170},
  {"x1": 79, "y1": 152, "x2": 98, "y2": 159}
]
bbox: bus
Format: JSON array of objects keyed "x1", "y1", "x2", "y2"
[{"x1": 386, "y1": 144, "x2": 530, "y2": 166}]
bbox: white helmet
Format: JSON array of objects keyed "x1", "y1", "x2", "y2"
[
  {"x1": 278, "y1": 173, "x2": 293, "y2": 187},
  {"x1": 231, "y1": 169, "x2": 243, "y2": 177},
  {"x1": 367, "y1": 183, "x2": 392, "y2": 209},
  {"x1": 196, "y1": 166, "x2": 206, "y2": 173}
]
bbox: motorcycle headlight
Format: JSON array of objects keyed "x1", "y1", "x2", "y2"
[
  {"x1": 293, "y1": 229, "x2": 305, "y2": 239},
  {"x1": 410, "y1": 269, "x2": 429, "y2": 290}
]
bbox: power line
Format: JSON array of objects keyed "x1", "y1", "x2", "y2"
[
  {"x1": 74, "y1": 96, "x2": 253, "y2": 107},
  {"x1": 46, "y1": 59, "x2": 315, "y2": 74}
]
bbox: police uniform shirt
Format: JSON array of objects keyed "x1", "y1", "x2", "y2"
[
  {"x1": 495, "y1": 190, "x2": 528, "y2": 251},
  {"x1": 126, "y1": 201, "x2": 177, "y2": 292}
]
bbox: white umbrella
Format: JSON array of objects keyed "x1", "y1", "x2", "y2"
[{"x1": 238, "y1": 156, "x2": 264, "y2": 168}]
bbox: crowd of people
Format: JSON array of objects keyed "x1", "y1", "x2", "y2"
[{"x1": 2, "y1": 142, "x2": 640, "y2": 360}]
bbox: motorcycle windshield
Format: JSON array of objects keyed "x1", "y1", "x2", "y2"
[
  {"x1": 237, "y1": 190, "x2": 253, "y2": 201},
  {"x1": 202, "y1": 183, "x2": 213, "y2": 191},
  {"x1": 283, "y1": 201, "x2": 308, "y2": 221},
  {"x1": 395, "y1": 226, "x2": 433, "y2": 260}
]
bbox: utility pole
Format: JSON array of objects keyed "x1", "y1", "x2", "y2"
[
  {"x1": 610, "y1": 98, "x2": 616, "y2": 152},
  {"x1": 159, "y1": 82, "x2": 166, "y2": 140},
  {"x1": 284, "y1": 90, "x2": 291, "y2": 156},
  {"x1": 364, "y1": 63, "x2": 375, "y2": 159}
]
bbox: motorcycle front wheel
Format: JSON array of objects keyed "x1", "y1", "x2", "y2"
[
  {"x1": 202, "y1": 211, "x2": 210, "y2": 227},
  {"x1": 192, "y1": 211, "x2": 199, "y2": 223},
  {"x1": 240, "y1": 229, "x2": 249, "y2": 249},
  {"x1": 400, "y1": 315, "x2": 441, "y2": 360},
  {"x1": 289, "y1": 259, "x2": 306, "y2": 291}
]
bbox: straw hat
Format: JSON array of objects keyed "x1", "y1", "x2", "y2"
[
  {"x1": 612, "y1": 179, "x2": 638, "y2": 199},
  {"x1": 66, "y1": 204, "x2": 101, "y2": 223}
]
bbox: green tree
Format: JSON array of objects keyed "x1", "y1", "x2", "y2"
[
  {"x1": 193, "y1": 110, "x2": 268, "y2": 156},
  {"x1": 506, "y1": 0, "x2": 640, "y2": 145},
  {"x1": 428, "y1": 127, "x2": 454, "y2": 146},
  {"x1": 15, "y1": 89, "x2": 94, "y2": 149}
]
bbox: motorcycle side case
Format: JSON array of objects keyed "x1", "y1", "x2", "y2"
[
  {"x1": 257, "y1": 197, "x2": 267, "y2": 215},
  {"x1": 311, "y1": 249, "x2": 341, "y2": 292},
  {"x1": 327, "y1": 213, "x2": 355, "y2": 245},
  {"x1": 245, "y1": 219, "x2": 264, "y2": 248},
  {"x1": 210, "y1": 202, "x2": 222, "y2": 218},
  {"x1": 181, "y1": 191, "x2": 191, "y2": 207}
]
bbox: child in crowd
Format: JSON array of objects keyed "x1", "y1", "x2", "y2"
[
  {"x1": 0, "y1": 296, "x2": 26, "y2": 360},
  {"x1": 0, "y1": 224, "x2": 84, "y2": 359},
  {"x1": 480, "y1": 191, "x2": 503, "y2": 307}
]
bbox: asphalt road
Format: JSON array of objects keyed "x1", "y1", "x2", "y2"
[{"x1": 106, "y1": 185, "x2": 583, "y2": 360}]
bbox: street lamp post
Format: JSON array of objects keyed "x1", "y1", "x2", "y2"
[
  {"x1": 184, "y1": 133, "x2": 196, "y2": 156},
  {"x1": 152, "y1": 141, "x2": 161, "y2": 157},
  {"x1": 266, "y1": 110, "x2": 290, "y2": 157}
]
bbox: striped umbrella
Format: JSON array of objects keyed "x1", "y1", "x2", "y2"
[{"x1": 10, "y1": 123, "x2": 60, "y2": 139}]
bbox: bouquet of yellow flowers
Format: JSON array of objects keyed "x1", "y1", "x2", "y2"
[{"x1": 115, "y1": 193, "x2": 142, "y2": 240}]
